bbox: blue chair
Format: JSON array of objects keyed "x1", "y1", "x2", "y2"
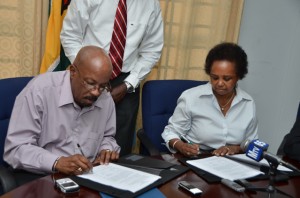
[
  {"x1": 137, "y1": 80, "x2": 208, "y2": 156},
  {"x1": 276, "y1": 102, "x2": 300, "y2": 156},
  {"x1": 0, "y1": 77, "x2": 33, "y2": 194}
]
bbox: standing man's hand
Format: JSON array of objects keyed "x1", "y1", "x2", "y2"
[
  {"x1": 93, "y1": 150, "x2": 119, "y2": 165},
  {"x1": 55, "y1": 155, "x2": 93, "y2": 175},
  {"x1": 110, "y1": 83, "x2": 127, "y2": 104}
]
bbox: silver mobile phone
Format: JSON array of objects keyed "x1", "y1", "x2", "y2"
[
  {"x1": 178, "y1": 181, "x2": 202, "y2": 195},
  {"x1": 56, "y1": 178, "x2": 80, "y2": 193}
]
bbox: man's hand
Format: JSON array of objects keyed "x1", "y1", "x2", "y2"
[
  {"x1": 93, "y1": 150, "x2": 119, "y2": 165},
  {"x1": 55, "y1": 154, "x2": 93, "y2": 175},
  {"x1": 110, "y1": 83, "x2": 127, "y2": 104}
]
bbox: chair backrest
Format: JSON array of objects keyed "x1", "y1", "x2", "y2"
[
  {"x1": 276, "y1": 102, "x2": 300, "y2": 156},
  {"x1": 140, "y1": 80, "x2": 208, "y2": 154},
  {"x1": 297, "y1": 102, "x2": 300, "y2": 120},
  {"x1": 0, "y1": 77, "x2": 33, "y2": 165}
]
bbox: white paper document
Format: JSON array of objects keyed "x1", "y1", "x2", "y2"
[
  {"x1": 187, "y1": 156, "x2": 263, "y2": 181},
  {"x1": 77, "y1": 163, "x2": 161, "y2": 193},
  {"x1": 227, "y1": 154, "x2": 292, "y2": 172}
]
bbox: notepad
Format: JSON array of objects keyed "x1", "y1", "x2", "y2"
[
  {"x1": 187, "y1": 156, "x2": 263, "y2": 181},
  {"x1": 77, "y1": 163, "x2": 161, "y2": 193}
]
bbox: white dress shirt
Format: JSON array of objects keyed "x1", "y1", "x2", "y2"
[
  {"x1": 60, "y1": 0, "x2": 164, "y2": 88},
  {"x1": 162, "y1": 83, "x2": 259, "y2": 152}
]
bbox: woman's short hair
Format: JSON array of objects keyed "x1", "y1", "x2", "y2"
[{"x1": 204, "y1": 42, "x2": 248, "y2": 79}]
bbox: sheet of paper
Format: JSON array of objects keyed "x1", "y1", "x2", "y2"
[
  {"x1": 227, "y1": 154, "x2": 292, "y2": 172},
  {"x1": 187, "y1": 156, "x2": 263, "y2": 181},
  {"x1": 77, "y1": 163, "x2": 161, "y2": 193}
]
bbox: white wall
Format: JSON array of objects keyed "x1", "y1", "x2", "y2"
[{"x1": 238, "y1": 0, "x2": 300, "y2": 153}]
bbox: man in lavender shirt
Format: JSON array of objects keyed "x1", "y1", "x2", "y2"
[{"x1": 4, "y1": 46, "x2": 120, "y2": 181}]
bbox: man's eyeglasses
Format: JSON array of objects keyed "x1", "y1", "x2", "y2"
[{"x1": 73, "y1": 64, "x2": 112, "y2": 92}]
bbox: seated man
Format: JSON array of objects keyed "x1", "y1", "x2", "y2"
[
  {"x1": 283, "y1": 117, "x2": 300, "y2": 161},
  {"x1": 4, "y1": 46, "x2": 120, "y2": 181}
]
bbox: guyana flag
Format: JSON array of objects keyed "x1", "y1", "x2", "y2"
[{"x1": 40, "y1": 0, "x2": 71, "y2": 73}]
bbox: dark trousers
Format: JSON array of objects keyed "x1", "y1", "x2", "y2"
[
  {"x1": 110, "y1": 73, "x2": 140, "y2": 156},
  {"x1": 8, "y1": 167, "x2": 46, "y2": 187}
]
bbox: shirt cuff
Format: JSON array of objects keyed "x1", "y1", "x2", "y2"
[
  {"x1": 165, "y1": 140, "x2": 177, "y2": 154},
  {"x1": 124, "y1": 74, "x2": 139, "y2": 89}
]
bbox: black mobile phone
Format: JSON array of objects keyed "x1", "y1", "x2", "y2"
[{"x1": 178, "y1": 181, "x2": 202, "y2": 195}]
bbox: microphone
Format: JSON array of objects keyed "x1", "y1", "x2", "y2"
[{"x1": 241, "y1": 139, "x2": 299, "y2": 172}]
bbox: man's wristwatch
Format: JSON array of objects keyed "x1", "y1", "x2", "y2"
[{"x1": 124, "y1": 81, "x2": 134, "y2": 93}]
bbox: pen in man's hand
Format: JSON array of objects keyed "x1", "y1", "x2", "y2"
[
  {"x1": 77, "y1": 143, "x2": 86, "y2": 155},
  {"x1": 77, "y1": 143, "x2": 93, "y2": 173}
]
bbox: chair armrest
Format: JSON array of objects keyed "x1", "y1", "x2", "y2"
[
  {"x1": 137, "y1": 129, "x2": 161, "y2": 156},
  {"x1": 0, "y1": 165, "x2": 17, "y2": 194}
]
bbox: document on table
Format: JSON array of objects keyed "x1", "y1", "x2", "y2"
[
  {"x1": 77, "y1": 163, "x2": 161, "y2": 193},
  {"x1": 226, "y1": 154, "x2": 292, "y2": 172},
  {"x1": 187, "y1": 156, "x2": 263, "y2": 181}
]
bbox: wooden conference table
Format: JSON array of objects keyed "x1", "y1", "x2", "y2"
[{"x1": 1, "y1": 155, "x2": 300, "y2": 198}]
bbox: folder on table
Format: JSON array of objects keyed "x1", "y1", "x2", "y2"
[{"x1": 71, "y1": 154, "x2": 189, "y2": 198}]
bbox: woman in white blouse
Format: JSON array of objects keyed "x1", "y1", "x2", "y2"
[{"x1": 162, "y1": 42, "x2": 258, "y2": 157}]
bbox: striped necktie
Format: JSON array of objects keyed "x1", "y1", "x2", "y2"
[{"x1": 109, "y1": 0, "x2": 127, "y2": 79}]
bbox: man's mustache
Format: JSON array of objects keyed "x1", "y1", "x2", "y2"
[{"x1": 84, "y1": 96, "x2": 98, "y2": 102}]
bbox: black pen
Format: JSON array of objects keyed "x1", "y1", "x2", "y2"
[{"x1": 77, "y1": 143, "x2": 93, "y2": 173}]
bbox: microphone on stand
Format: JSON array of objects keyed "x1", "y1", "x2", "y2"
[{"x1": 241, "y1": 139, "x2": 299, "y2": 172}]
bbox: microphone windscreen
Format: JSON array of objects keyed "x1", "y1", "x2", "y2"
[{"x1": 246, "y1": 139, "x2": 269, "y2": 162}]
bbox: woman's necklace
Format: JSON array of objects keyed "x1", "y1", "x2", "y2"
[{"x1": 219, "y1": 91, "x2": 235, "y2": 111}]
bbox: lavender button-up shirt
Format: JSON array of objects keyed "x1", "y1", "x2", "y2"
[{"x1": 4, "y1": 71, "x2": 120, "y2": 174}]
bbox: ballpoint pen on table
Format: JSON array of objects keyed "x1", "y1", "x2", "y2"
[{"x1": 77, "y1": 143, "x2": 93, "y2": 173}]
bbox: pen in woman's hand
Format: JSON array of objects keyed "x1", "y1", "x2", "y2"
[
  {"x1": 180, "y1": 135, "x2": 201, "y2": 155},
  {"x1": 77, "y1": 143, "x2": 93, "y2": 173},
  {"x1": 180, "y1": 134, "x2": 192, "y2": 144}
]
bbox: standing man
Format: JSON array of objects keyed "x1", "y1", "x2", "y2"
[{"x1": 60, "y1": 0, "x2": 164, "y2": 156}]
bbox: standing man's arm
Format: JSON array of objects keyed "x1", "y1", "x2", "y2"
[
  {"x1": 123, "y1": 1, "x2": 164, "y2": 88},
  {"x1": 112, "y1": 1, "x2": 164, "y2": 103},
  {"x1": 60, "y1": 0, "x2": 91, "y2": 63}
]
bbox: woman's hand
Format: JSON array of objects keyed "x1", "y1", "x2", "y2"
[
  {"x1": 171, "y1": 139, "x2": 200, "y2": 157},
  {"x1": 212, "y1": 145, "x2": 242, "y2": 156}
]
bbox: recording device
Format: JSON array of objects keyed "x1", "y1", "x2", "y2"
[
  {"x1": 241, "y1": 139, "x2": 299, "y2": 171},
  {"x1": 55, "y1": 178, "x2": 80, "y2": 193},
  {"x1": 221, "y1": 179, "x2": 245, "y2": 192},
  {"x1": 178, "y1": 181, "x2": 202, "y2": 195}
]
